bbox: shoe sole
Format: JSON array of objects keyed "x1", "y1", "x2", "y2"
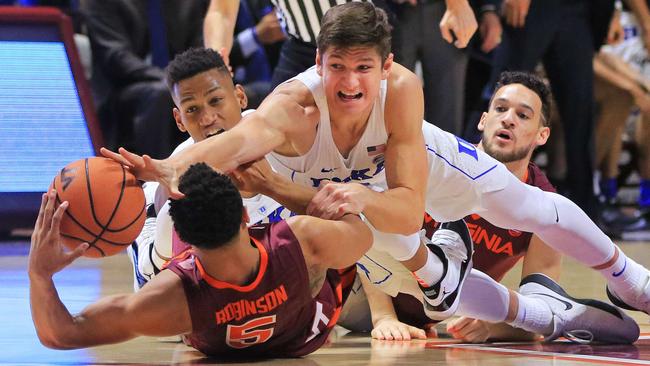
[
  {"x1": 523, "y1": 274, "x2": 639, "y2": 344},
  {"x1": 523, "y1": 274, "x2": 625, "y2": 320}
]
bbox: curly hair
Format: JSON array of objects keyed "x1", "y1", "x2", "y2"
[
  {"x1": 165, "y1": 47, "x2": 230, "y2": 92},
  {"x1": 317, "y1": 2, "x2": 392, "y2": 61},
  {"x1": 492, "y1": 71, "x2": 552, "y2": 127},
  {"x1": 168, "y1": 163, "x2": 243, "y2": 249}
]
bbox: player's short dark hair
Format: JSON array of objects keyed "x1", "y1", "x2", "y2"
[
  {"x1": 491, "y1": 71, "x2": 552, "y2": 127},
  {"x1": 168, "y1": 163, "x2": 243, "y2": 249},
  {"x1": 165, "y1": 47, "x2": 230, "y2": 92},
  {"x1": 318, "y1": 2, "x2": 392, "y2": 62}
]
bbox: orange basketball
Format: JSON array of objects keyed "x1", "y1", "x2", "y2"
[{"x1": 51, "y1": 157, "x2": 146, "y2": 258}]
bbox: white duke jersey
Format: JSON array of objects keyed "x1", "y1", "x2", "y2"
[
  {"x1": 356, "y1": 124, "x2": 512, "y2": 301},
  {"x1": 267, "y1": 66, "x2": 389, "y2": 190},
  {"x1": 423, "y1": 122, "x2": 510, "y2": 222}
]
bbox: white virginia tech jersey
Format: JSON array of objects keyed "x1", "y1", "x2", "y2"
[{"x1": 267, "y1": 66, "x2": 389, "y2": 190}]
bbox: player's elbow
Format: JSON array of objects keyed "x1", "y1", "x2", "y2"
[{"x1": 37, "y1": 332, "x2": 80, "y2": 350}]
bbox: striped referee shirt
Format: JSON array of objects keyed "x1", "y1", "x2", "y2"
[{"x1": 271, "y1": 0, "x2": 371, "y2": 45}]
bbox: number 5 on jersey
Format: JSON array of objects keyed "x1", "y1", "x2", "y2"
[{"x1": 226, "y1": 315, "x2": 277, "y2": 349}]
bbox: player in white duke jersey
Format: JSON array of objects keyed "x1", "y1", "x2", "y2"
[
  {"x1": 334, "y1": 72, "x2": 639, "y2": 344},
  {"x1": 107, "y1": 2, "x2": 650, "y2": 323},
  {"x1": 109, "y1": 3, "x2": 464, "y2": 319}
]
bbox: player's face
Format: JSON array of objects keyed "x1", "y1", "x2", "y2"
[
  {"x1": 316, "y1": 46, "x2": 392, "y2": 117},
  {"x1": 478, "y1": 83, "x2": 549, "y2": 163},
  {"x1": 172, "y1": 69, "x2": 247, "y2": 142}
]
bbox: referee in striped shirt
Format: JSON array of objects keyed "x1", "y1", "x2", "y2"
[{"x1": 204, "y1": 0, "x2": 478, "y2": 88}]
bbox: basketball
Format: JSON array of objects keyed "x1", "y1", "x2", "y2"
[{"x1": 51, "y1": 157, "x2": 146, "y2": 258}]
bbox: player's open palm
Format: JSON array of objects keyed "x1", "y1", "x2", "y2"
[
  {"x1": 29, "y1": 190, "x2": 88, "y2": 280},
  {"x1": 447, "y1": 317, "x2": 490, "y2": 343},
  {"x1": 372, "y1": 318, "x2": 427, "y2": 341}
]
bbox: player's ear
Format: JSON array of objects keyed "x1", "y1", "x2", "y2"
[
  {"x1": 477, "y1": 112, "x2": 488, "y2": 132},
  {"x1": 242, "y1": 207, "x2": 250, "y2": 227},
  {"x1": 316, "y1": 49, "x2": 323, "y2": 76},
  {"x1": 537, "y1": 126, "x2": 550, "y2": 146},
  {"x1": 173, "y1": 108, "x2": 187, "y2": 132},
  {"x1": 234, "y1": 84, "x2": 248, "y2": 110},
  {"x1": 381, "y1": 53, "x2": 393, "y2": 79}
]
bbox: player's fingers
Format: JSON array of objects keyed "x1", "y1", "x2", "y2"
[
  {"x1": 100, "y1": 147, "x2": 134, "y2": 168},
  {"x1": 49, "y1": 201, "x2": 68, "y2": 239},
  {"x1": 43, "y1": 190, "x2": 57, "y2": 230},
  {"x1": 409, "y1": 326, "x2": 427, "y2": 340},
  {"x1": 517, "y1": 9, "x2": 527, "y2": 28},
  {"x1": 118, "y1": 147, "x2": 144, "y2": 168},
  {"x1": 34, "y1": 192, "x2": 48, "y2": 231},
  {"x1": 447, "y1": 316, "x2": 471, "y2": 332},
  {"x1": 371, "y1": 327, "x2": 388, "y2": 340},
  {"x1": 396, "y1": 325, "x2": 411, "y2": 341},
  {"x1": 465, "y1": 328, "x2": 488, "y2": 343},
  {"x1": 168, "y1": 188, "x2": 186, "y2": 200},
  {"x1": 65, "y1": 242, "x2": 90, "y2": 264},
  {"x1": 439, "y1": 22, "x2": 454, "y2": 44}
]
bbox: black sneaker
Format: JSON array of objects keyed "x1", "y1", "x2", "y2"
[{"x1": 417, "y1": 220, "x2": 474, "y2": 321}]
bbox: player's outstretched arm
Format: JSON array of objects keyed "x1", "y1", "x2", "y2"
[
  {"x1": 102, "y1": 85, "x2": 315, "y2": 197},
  {"x1": 29, "y1": 191, "x2": 190, "y2": 349},
  {"x1": 287, "y1": 214, "x2": 373, "y2": 271}
]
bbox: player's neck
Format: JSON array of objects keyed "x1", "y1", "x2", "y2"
[
  {"x1": 195, "y1": 233, "x2": 260, "y2": 286},
  {"x1": 504, "y1": 159, "x2": 530, "y2": 181},
  {"x1": 330, "y1": 107, "x2": 372, "y2": 157}
]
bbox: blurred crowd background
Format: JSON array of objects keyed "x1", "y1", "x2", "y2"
[{"x1": 1, "y1": 0, "x2": 648, "y2": 239}]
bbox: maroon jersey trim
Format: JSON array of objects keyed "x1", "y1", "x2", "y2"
[{"x1": 194, "y1": 237, "x2": 269, "y2": 292}]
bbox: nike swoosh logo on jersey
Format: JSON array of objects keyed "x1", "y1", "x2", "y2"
[
  {"x1": 613, "y1": 259, "x2": 627, "y2": 277},
  {"x1": 553, "y1": 202, "x2": 559, "y2": 223},
  {"x1": 321, "y1": 168, "x2": 336, "y2": 173},
  {"x1": 532, "y1": 292, "x2": 573, "y2": 310}
]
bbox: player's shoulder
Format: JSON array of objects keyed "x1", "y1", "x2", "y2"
[
  {"x1": 387, "y1": 62, "x2": 421, "y2": 92},
  {"x1": 270, "y1": 78, "x2": 316, "y2": 108}
]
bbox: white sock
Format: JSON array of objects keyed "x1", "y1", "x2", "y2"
[
  {"x1": 414, "y1": 248, "x2": 444, "y2": 286},
  {"x1": 456, "y1": 269, "x2": 509, "y2": 322},
  {"x1": 599, "y1": 248, "x2": 648, "y2": 297},
  {"x1": 509, "y1": 293, "x2": 553, "y2": 335}
]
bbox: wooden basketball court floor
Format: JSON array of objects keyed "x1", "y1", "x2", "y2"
[{"x1": 3, "y1": 239, "x2": 650, "y2": 365}]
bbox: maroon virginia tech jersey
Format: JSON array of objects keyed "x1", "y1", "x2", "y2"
[
  {"x1": 166, "y1": 220, "x2": 355, "y2": 358},
  {"x1": 422, "y1": 162, "x2": 556, "y2": 281}
]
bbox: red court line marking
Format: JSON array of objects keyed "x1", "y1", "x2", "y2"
[{"x1": 432, "y1": 343, "x2": 650, "y2": 366}]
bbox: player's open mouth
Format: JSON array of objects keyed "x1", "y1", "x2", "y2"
[
  {"x1": 206, "y1": 129, "x2": 225, "y2": 138},
  {"x1": 338, "y1": 91, "x2": 362, "y2": 100},
  {"x1": 495, "y1": 129, "x2": 513, "y2": 141}
]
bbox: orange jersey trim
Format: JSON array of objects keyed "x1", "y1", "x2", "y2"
[{"x1": 195, "y1": 237, "x2": 269, "y2": 292}]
